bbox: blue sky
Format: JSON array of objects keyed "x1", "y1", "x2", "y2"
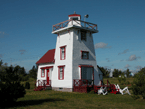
[{"x1": 0, "y1": 0, "x2": 145, "y2": 74}]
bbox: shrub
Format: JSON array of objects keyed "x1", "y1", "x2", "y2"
[
  {"x1": 131, "y1": 67, "x2": 145, "y2": 100},
  {"x1": 89, "y1": 90, "x2": 94, "y2": 94},
  {"x1": 118, "y1": 77, "x2": 122, "y2": 83},
  {"x1": 0, "y1": 65, "x2": 26, "y2": 106},
  {"x1": 0, "y1": 81, "x2": 26, "y2": 106},
  {"x1": 120, "y1": 82, "x2": 125, "y2": 85},
  {"x1": 118, "y1": 74, "x2": 126, "y2": 84},
  {"x1": 25, "y1": 81, "x2": 30, "y2": 89},
  {"x1": 126, "y1": 81, "x2": 130, "y2": 85}
]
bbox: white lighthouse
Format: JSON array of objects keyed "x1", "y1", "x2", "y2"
[{"x1": 35, "y1": 12, "x2": 103, "y2": 92}]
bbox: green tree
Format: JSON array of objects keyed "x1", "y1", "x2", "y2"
[
  {"x1": 97, "y1": 65, "x2": 110, "y2": 77},
  {"x1": 13, "y1": 65, "x2": 28, "y2": 81},
  {"x1": 113, "y1": 69, "x2": 122, "y2": 77},
  {"x1": 131, "y1": 67, "x2": 145, "y2": 99},
  {"x1": 125, "y1": 69, "x2": 131, "y2": 78},
  {"x1": 28, "y1": 65, "x2": 37, "y2": 79},
  {"x1": 118, "y1": 73, "x2": 126, "y2": 84},
  {"x1": 0, "y1": 64, "x2": 26, "y2": 106},
  {"x1": 0, "y1": 60, "x2": 3, "y2": 66},
  {"x1": 0, "y1": 60, "x2": 8, "y2": 81}
]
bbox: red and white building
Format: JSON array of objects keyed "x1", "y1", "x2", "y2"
[{"x1": 35, "y1": 12, "x2": 103, "y2": 92}]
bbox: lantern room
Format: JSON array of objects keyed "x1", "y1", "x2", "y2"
[{"x1": 68, "y1": 11, "x2": 81, "y2": 20}]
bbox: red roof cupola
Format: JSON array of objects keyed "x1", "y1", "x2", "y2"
[
  {"x1": 68, "y1": 13, "x2": 81, "y2": 17},
  {"x1": 68, "y1": 11, "x2": 81, "y2": 17},
  {"x1": 68, "y1": 11, "x2": 81, "y2": 20}
]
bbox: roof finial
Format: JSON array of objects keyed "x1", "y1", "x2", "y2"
[{"x1": 74, "y1": 11, "x2": 76, "y2": 14}]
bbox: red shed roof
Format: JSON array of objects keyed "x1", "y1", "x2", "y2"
[
  {"x1": 68, "y1": 14, "x2": 81, "y2": 17},
  {"x1": 36, "y1": 49, "x2": 55, "y2": 64}
]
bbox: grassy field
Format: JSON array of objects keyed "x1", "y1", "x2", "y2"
[{"x1": 3, "y1": 77, "x2": 145, "y2": 109}]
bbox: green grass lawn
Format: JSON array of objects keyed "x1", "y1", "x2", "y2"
[{"x1": 4, "y1": 78, "x2": 145, "y2": 109}]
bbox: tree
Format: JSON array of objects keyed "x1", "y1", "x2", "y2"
[
  {"x1": 131, "y1": 67, "x2": 145, "y2": 99},
  {"x1": 0, "y1": 60, "x2": 3, "y2": 66},
  {"x1": 118, "y1": 73, "x2": 126, "y2": 84},
  {"x1": 125, "y1": 69, "x2": 131, "y2": 78},
  {"x1": 112, "y1": 69, "x2": 122, "y2": 77},
  {"x1": 28, "y1": 65, "x2": 37, "y2": 79},
  {"x1": 97, "y1": 65, "x2": 110, "y2": 77},
  {"x1": 12, "y1": 65, "x2": 28, "y2": 81},
  {"x1": 0, "y1": 64, "x2": 26, "y2": 106},
  {"x1": 0, "y1": 60, "x2": 8, "y2": 81}
]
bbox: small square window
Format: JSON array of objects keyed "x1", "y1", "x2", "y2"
[{"x1": 81, "y1": 51, "x2": 89, "y2": 59}]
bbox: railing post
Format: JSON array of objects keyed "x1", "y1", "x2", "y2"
[
  {"x1": 71, "y1": 19, "x2": 73, "y2": 25},
  {"x1": 61, "y1": 23, "x2": 63, "y2": 28}
]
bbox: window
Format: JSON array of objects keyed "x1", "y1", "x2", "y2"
[
  {"x1": 58, "y1": 66, "x2": 65, "y2": 80},
  {"x1": 72, "y1": 17, "x2": 78, "y2": 20},
  {"x1": 60, "y1": 45, "x2": 66, "y2": 60},
  {"x1": 70, "y1": 17, "x2": 78, "y2": 20},
  {"x1": 81, "y1": 51, "x2": 89, "y2": 59},
  {"x1": 41, "y1": 69, "x2": 45, "y2": 77},
  {"x1": 81, "y1": 31, "x2": 86, "y2": 41}
]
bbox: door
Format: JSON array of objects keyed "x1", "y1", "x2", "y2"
[
  {"x1": 46, "y1": 69, "x2": 49, "y2": 85},
  {"x1": 81, "y1": 67, "x2": 93, "y2": 84}
]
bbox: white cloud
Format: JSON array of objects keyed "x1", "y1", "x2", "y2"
[
  {"x1": 118, "y1": 49, "x2": 129, "y2": 55},
  {"x1": 127, "y1": 55, "x2": 141, "y2": 61},
  {"x1": 95, "y1": 42, "x2": 111, "y2": 49},
  {"x1": 124, "y1": 64, "x2": 131, "y2": 68}
]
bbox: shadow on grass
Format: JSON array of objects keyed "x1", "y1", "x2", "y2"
[{"x1": 0, "y1": 98, "x2": 66, "y2": 108}]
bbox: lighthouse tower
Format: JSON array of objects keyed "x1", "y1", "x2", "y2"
[{"x1": 51, "y1": 12, "x2": 103, "y2": 92}]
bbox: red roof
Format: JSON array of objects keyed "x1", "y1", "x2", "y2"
[
  {"x1": 68, "y1": 14, "x2": 81, "y2": 17},
  {"x1": 36, "y1": 49, "x2": 55, "y2": 64}
]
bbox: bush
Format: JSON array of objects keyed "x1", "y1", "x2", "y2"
[
  {"x1": 118, "y1": 77, "x2": 122, "y2": 83},
  {"x1": 120, "y1": 82, "x2": 125, "y2": 85},
  {"x1": 0, "y1": 81, "x2": 26, "y2": 106},
  {"x1": 126, "y1": 81, "x2": 130, "y2": 85},
  {"x1": 0, "y1": 65, "x2": 26, "y2": 106},
  {"x1": 25, "y1": 81, "x2": 30, "y2": 89},
  {"x1": 118, "y1": 74, "x2": 126, "y2": 84},
  {"x1": 131, "y1": 67, "x2": 145, "y2": 100},
  {"x1": 89, "y1": 90, "x2": 94, "y2": 94},
  {"x1": 21, "y1": 75, "x2": 29, "y2": 81}
]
